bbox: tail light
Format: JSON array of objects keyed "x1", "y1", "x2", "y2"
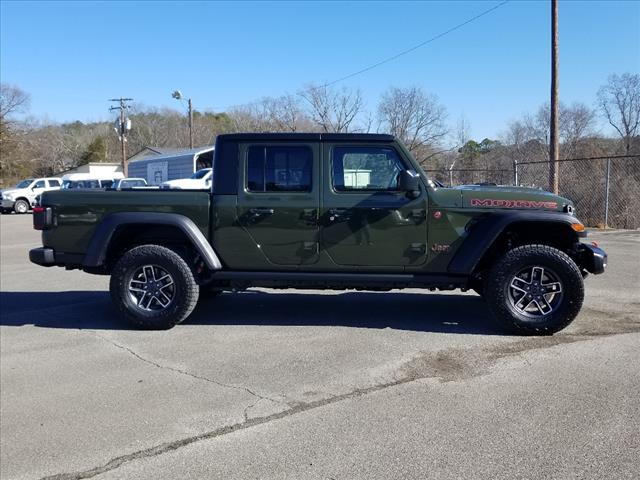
[{"x1": 33, "y1": 207, "x2": 53, "y2": 230}]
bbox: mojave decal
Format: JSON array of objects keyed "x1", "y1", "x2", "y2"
[{"x1": 471, "y1": 198, "x2": 558, "y2": 209}]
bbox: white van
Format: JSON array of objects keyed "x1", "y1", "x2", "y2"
[{"x1": 61, "y1": 172, "x2": 125, "y2": 190}]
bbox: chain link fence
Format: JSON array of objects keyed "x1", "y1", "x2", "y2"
[{"x1": 424, "y1": 155, "x2": 640, "y2": 229}]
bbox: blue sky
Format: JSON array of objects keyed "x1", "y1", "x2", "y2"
[{"x1": 1, "y1": 0, "x2": 638, "y2": 140}]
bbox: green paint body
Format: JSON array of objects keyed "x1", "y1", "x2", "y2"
[{"x1": 40, "y1": 137, "x2": 576, "y2": 273}]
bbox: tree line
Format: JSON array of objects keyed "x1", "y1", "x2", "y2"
[{"x1": 1, "y1": 73, "x2": 638, "y2": 186}]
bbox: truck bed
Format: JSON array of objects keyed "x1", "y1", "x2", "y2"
[{"x1": 40, "y1": 189, "x2": 211, "y2": 255}]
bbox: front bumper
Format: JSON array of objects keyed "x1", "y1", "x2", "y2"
[
  {"x1": 576, "y1": 243, "x2": 607, "y2": 275},
  {"x1": 1, "y1": 199, "x2": 15, "y2": 209}
]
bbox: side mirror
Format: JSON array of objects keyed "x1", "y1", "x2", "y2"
[{"x1": 398, "y1": 170, "x2": 420, "y2": 197}]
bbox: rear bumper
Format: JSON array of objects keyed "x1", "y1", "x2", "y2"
[
  {"x1": 576, "y1": 243, "x2": 607, "y2": 275},
  {"x1": 29, "y1": 247, "x2": 55, "y2": 266},
  {"x1": 29, "y1": 247, "x2": 85, "y2": 268}
]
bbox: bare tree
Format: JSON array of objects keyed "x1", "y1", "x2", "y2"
[
  {"x1": 300, "y1": 84, "x2": 364, "y2": 133},
  {"x1": 560, "y1": 102, "x2": 596, "y2": 157},
  {"x1": 226, "y1": 103, "x2": 272, "y2": 132},
  {"x1": 262, "y1": 95, "x2": 311, "y2": 132},
  {"x1": 1, "y1": 84, "x2": 32, "y2": 181},
  {"x1": 377, "y1": 86, "x2": 447, "y2": 154},
  {"x1": 597, "y1": 73, "x2": 640, "y2": 153},
  {"x1": 0, "y1": 83, "x2": 30, "y2": 121}
]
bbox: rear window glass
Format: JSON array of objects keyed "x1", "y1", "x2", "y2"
[{"x1": 247, "y1": 146, "x2": 312, "y2": 192}]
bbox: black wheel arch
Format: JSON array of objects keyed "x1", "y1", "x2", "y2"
[
  {"x1": 83, "y1": 212, "x2": 222, "y2": 272},
  {"x1": 448, "y1": 211, "x2": 584, "y2": 276}
]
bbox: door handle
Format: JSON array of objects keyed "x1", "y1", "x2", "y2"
[
  {"x1": 411, "y1": 209, "x2": 426, "y2": 220},
  {"x1": 301, "y1": 208, "x2": 316, "y2": 220},
  {"x1": 249, "y1": 208, "x2": 275, "y2": 217},
  {"x1": 328, "y1": 208, "x2": 349, "y2": 222}
]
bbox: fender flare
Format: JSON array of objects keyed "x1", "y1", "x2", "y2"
[
  {"x1": 83, "y1": 212, "x2": 222, "y2": 270},
  {"x1": 447, "y1": 211, "x2": 584, "y2": 275}
]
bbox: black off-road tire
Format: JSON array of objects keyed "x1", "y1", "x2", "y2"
[
  {"x1": 13, "y1": 199, "x2": 29, "y2": 214},
  {"x1": 110, "y1": 244, "x2": 199, "y2": 329},
  {"x1": 484, "y1": 244, "x2": 584, "y2": 335}
]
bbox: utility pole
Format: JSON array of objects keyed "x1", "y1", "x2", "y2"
[
  {"x1": 109, "y1": 97, "x2": 133, "y2": 176},
  {"x1": 188, "y1": 98, "x2": 193, "y2": 149},
  {"x1": 549, "y1": 0, "x2": 560, "y2": 194}
]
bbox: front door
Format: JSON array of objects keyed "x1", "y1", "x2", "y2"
[
  {"x1": 237, "y1": 142, "x2": 320, "y2": 266},
  {"x1": 321, "y1": 144, "x2": 428, "y2": 268}
]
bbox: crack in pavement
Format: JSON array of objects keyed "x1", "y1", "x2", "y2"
[
  {"x1": 85, "y1": 332, "x2": 283, "y2": 407},
  {"x1": 38, "y1": 329, "x2": 640, "y2": 480}
]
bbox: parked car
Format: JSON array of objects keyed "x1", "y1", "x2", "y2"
[
  {"x1": 61, "y1": 172, "x2": 125, "y2": 190},
  {"x1": 1, "y1": 177, "x2": 62, "y2": 214},
  {"x1": 160, "y1": 168, "x2": 212, "y2": 190},
  {"x1": 111, "y1": 178, "x2": 148, "y2": 190}
]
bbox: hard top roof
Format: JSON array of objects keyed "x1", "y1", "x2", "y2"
[{"x1": 217, "y1": 133, "x2": 395, "y2": 142}]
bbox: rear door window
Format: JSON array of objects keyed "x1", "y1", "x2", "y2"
[{"x1": 247, "y1": 146, "x2": 312, "y2": 192}]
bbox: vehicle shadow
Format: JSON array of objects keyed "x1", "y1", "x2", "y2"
[{"x1": 0, "y1": 290, "x2": 504, "y2": 335}]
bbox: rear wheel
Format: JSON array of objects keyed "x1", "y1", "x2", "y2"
[
  {"x1": 110, "y1": 244, "x2": 199, "y2": 329},
  {"x1": 13, "y1": 199, "x2": 29, "y2": 214},
  {"x1": 484, "y1": 244, "x2": 584, "y2": 335}
]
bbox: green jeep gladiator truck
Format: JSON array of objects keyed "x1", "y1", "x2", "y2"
[{"x1": 30, "y1": 133, "x2": 607, "y2": 334}]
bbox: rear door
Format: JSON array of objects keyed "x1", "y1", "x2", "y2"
[
  {"x1": 236, "y1": 142, "x2": 320, "y2": 266},
  {"x1": 320, "y1": 143, "x2": 428, "y2": 268}
]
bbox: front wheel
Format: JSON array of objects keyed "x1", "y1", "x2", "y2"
[
  {"x1": 13, "y1": 199, "x2": 29, "y2": 214},
  {"x1": 110, "y1": 244, "x2": 199, "y2": 329},
  {"x1": 484, "y1": 244, "x2": 584, "y2": 335}
]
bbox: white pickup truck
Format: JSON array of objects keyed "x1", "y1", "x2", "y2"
[
  {"x1": 160, "y1": 168, "x2": 212, "y2": 190},
  {"x1": 1, "y1": 177, "x2": 62, "y2": 214}
]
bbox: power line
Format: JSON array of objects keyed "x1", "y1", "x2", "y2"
[
  {"x1": 322, "y1": 0, "x2": 510, "y2": 89},
  {"x1": 214, "y1": 0, "x2": 510, "y2": 112}
]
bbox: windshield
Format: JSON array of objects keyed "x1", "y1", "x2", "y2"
[
  {"x1": 15, "y1": 179, "x2": 34, "y2": 188},
  {"x1": 190, "y1": 169, "x2": 211, "y2": 179}
]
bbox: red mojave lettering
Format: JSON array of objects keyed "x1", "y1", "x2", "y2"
[{"x1": 471, "y1": 198, "x2": 558, "y2": 209}]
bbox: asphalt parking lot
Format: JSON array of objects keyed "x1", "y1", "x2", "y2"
[{"x1": 1, "y1": 213, "x2": 639, "y2": 480}]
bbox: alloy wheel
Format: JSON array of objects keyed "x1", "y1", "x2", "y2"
[
  {"x1": 128, "y1": 265, "x2": 176, "y2": 311},
  {"x1": 508, "y1": 265, "x2": 563, "y2": 318}
]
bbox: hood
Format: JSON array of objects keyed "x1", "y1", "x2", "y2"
[
  {"x1": 455, "y1": 184, "x2": 573, "y2": 213},
  {"x1": 1, "y1": 188, "x2": 21, "y2": 197}
]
